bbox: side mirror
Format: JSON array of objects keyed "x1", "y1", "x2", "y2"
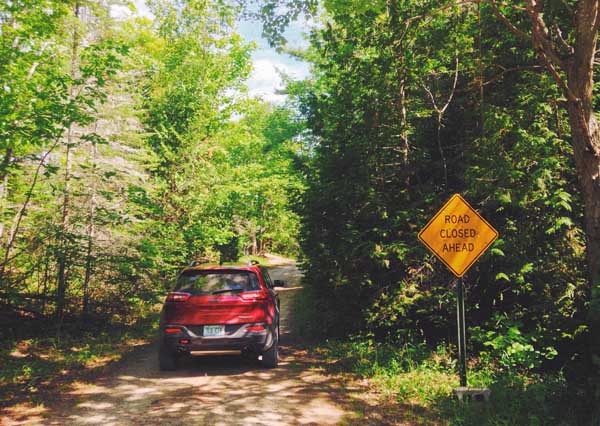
[{"x1": 273, "y1": 280, "x2": 285, "y2": 288}]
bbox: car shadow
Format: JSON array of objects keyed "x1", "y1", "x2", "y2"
[{"x1": 22, "y1": 340, "x2": 353, "y2": 426}]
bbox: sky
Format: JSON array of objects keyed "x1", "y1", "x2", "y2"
[
  {"x1": 111, "y1": 0, "x2": 312, "y2": 104},
  {"x1": 236, "y1": 16, "x2": 311, "y2": 103}
]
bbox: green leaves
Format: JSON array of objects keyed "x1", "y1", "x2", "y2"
[
  {"x1": 475, "y1": 318, "x2": 558, "y2": 371},
  {"x1": 136, "y1": 2, "x2": 305, "y2": 265},
  {"x1": 288, "y1": 0, "x2": 589, "y2": 379},
  {"x1": 496, "y1": 272, "x2": 510, "y2": 282}
]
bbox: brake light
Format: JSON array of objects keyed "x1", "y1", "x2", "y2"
[
  {"x1": 241, "y1": 292, "x2": 267, "y2": 301},
  {"x1": 166, "y1": 292, "x2": 191, "y2": 302},
  {"x1": 165, "y1": 327, "x2": 182, "y2": 334}
]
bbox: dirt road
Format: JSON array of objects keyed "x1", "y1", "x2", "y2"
[{"x1": 3, "y1": 259, "x2": 356, "y2": 426}]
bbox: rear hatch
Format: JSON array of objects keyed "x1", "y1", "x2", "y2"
[{"x1": 163, "y1": 269, "x2": 268, "y2": 325}]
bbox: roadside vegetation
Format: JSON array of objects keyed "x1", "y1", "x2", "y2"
[
  {"x1": 316, "y1": 337, "x2": 577, "y2": 425},
  {"x1": 276, "y1": 0, "x2": 599, "y2": 423},
  {"x1": 0, "y1": 309, "x2": 159, "y2": 408}
]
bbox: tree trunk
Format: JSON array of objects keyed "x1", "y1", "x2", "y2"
[
  {"x1": 56, "y1": 2, "x2": 80, "y2": 323},
  {"x1": 251, "y1": 233, "x2": 257, "y2": 256},
  {"x1": 0, "y1": 174, "x2": 7, "y2": 246},
  {"x1": 566, "y1": 107, "x2": 600, "y2": 283},
  {"x1": 0, "y1": 143, "x2": 59, "y2": 281},
  {"x1": 565, "y1": 99, "x2": 600, "y2": 381},
  {"x1": 0, "y1": 147, "x2": 12, "y2": 242},
  {"x1": 489, "y1": 0, "x2": 600, "y2": 391},
  {"x1": 82, "y1": 138, "x2": 98, "y2": 315},
  {"x1": 563, "y1": 0, "x2": 600, "y2": 388},
  {"x1": 56, "y1": 140, "x2": 72, "y2": 321},
  {"x1": 41, "y1": 257, "x2": 49, "y2": 315}
]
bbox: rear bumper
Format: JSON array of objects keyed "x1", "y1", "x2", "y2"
[{"x1": 160, "y1": 324, "x2": 275, "y2": 354}]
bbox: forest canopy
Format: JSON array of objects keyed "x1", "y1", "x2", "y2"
[{"x1": 0, "y1": 0, "x2": 305, "y2": 321}]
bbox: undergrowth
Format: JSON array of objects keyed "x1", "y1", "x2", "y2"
[
  {"x1": 0, "y1": 308, "x2": 160, "y2": 407},
  {"x1": 319, "y1": 337, "x2": 585, "y2": 426}
]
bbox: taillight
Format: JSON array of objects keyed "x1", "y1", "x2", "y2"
[
  {"x1": 166, "y1": 292, "x2": 191, "y2": 302},
  {"x1": 241, "y1": 292, "x2": 268, "y2": 301},
  {"x1": 165, "y1": 327, "x2": 183, "y2": 334}
]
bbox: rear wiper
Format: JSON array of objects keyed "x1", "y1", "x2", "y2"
[{"x1": 211, "y1": 288, "x2": 245, "y2": 295}]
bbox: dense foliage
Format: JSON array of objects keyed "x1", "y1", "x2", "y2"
[
  {"x1": 0, "y1": 0, "x2": 304, "y2": 325},
  {"x1": 284, "y1": 0, "x2": 596, "y2": 419},
  {"x1": 298, "y1": 1, "x2": 584, "y2": 341}
]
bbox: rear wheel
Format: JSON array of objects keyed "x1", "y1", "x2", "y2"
[
  {"x1": 159, "y1": 345, "x2": 177, "y2": 371},
  {"x1": 261, "y1": 327, "x2": 279, "y2": 368}
]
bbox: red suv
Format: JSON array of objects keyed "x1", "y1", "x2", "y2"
[{"x1": 158, "y1": 262, "x2": 282, "y2": 370}]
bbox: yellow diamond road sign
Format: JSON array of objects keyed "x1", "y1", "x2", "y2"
[{"x1": 418, "y1": 194, "x2": 499, "y2": 277}]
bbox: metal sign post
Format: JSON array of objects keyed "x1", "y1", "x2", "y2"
[
  {"x1": 457, "y1": 277, "x2": 467, "y2": 387},
  {"x1": 418, "y1": 194, "x2": 498, "y2": 393}
]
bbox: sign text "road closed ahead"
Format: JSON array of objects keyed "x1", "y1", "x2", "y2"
[{"x1": 418, "y1": 194, "x2": 498, "y2": 277}]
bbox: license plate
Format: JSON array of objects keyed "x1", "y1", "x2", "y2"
[{"x1": 204, "y1": 325, "x2": 225, "y2": 337}]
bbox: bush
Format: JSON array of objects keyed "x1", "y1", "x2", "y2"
[{"x1": 471, "y1": 315, "x2": 558, "y2": 372}]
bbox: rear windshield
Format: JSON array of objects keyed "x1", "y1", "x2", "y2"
[{"x1": 174, "y1": 270, "x2": 260, "y2": 295}]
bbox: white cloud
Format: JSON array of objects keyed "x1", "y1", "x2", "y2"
[
  {"x1": 110, "y1": 5, "x2": 132, "y2": 19},
  {"x1": 250, "y1": 59, "x2": 284, "y2": 88},
  {"x1": 237, "y1": 14, "x2": 312, "y2": 104},
  {"x1": 247, "y1": 59, "x2": 286, "y2": 104},
  {"x1": 110, "y1": 1, "x2": 153, "y2": 19},
  {"x1": 247, "y1": 59, "x2": 310, "y2": 104},
  {"x1": 132, "y1": 0, "x2": 153, "y2": 18}
]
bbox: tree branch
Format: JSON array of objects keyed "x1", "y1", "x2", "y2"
[
  {"x1": 488, "y1": 0, "x2": 530, "y2": 42},
  {"x1": 483, "y1": 64, "x2": 544, "y2": 86},
  {"x1": 552, "y1": 23, "x2": 575, "y2": 56},
  {"x1": 525, "y1": 0, "x2": 566, "y2": 67},
  {"x1": 440, "y1": 57, "x2": 460, "y2": 114},
  {"x1": 488, "y1": 0, "x2": 576, "y2": 101},
  {"x1": 422, "y1": 84, "x2": 438, "y2": 112}
]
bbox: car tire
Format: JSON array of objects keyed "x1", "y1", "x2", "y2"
[
  {"x1": 159, "y1": 345, "x2": 177, "y2": 371},
  {"x1": 261, "y1": 328, "x2": 279, "y2": 368}
]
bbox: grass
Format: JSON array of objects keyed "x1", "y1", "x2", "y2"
[
  {"x1": 0, "y1": 308, "x2": 160, "y2": 408},
  {"x1": 317, "y1": 338, "x2": 586, "y2": 426}
]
